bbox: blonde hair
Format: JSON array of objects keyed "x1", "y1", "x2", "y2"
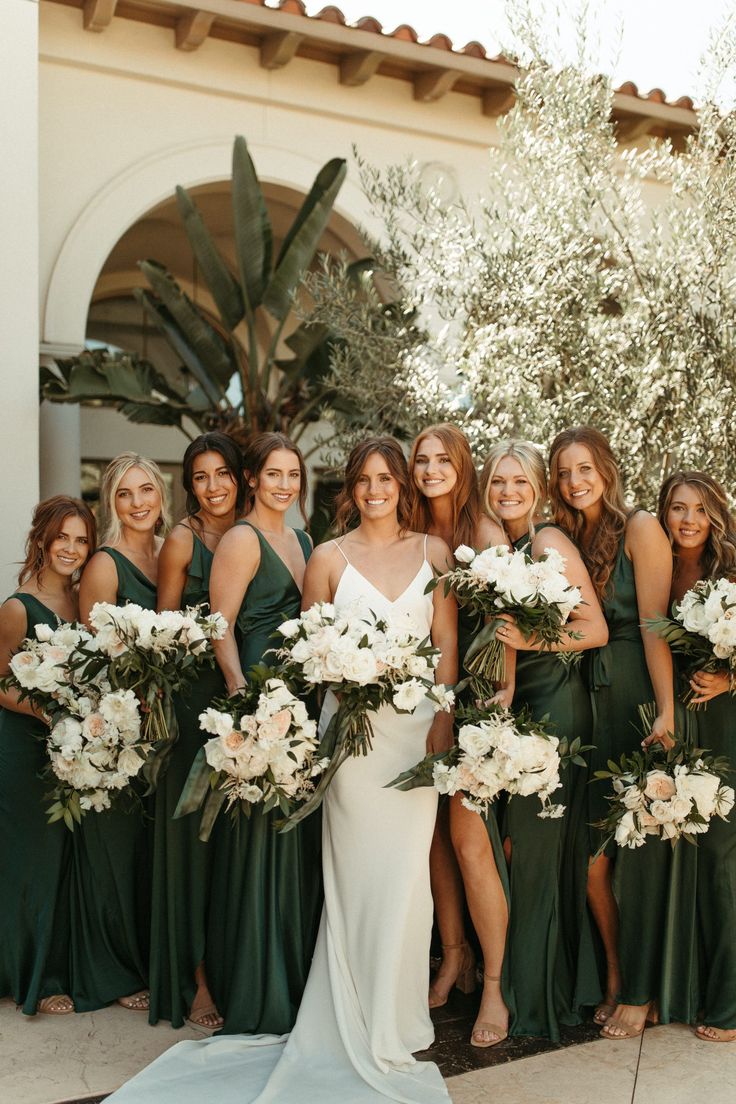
[
  {"x1": 99, "y1": 452, "x2": 170, "y2": 545},
  {"x1": 480, "y1": 440, "x2": 547, "y2": 539}
]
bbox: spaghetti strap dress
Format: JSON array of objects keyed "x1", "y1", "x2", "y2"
[
  {"x1": 149, "y1": 531, "x2": 226, "y2": 1026},
  {"x1": 105, "y1": 533, "x2": 449, "y2": 1104},
  {"x1": 0, "y1": 593, "x2": 71, "y2": 1014},
  {"x1": 205, "y1": 522, "x2": 322, "y2": 1035},
  {"x1": 69, "y1": 547, "x2": 155, "y2": 1010},
  {"x1": 503, "y1": 526, "x2": 596, "y2": 1040}
]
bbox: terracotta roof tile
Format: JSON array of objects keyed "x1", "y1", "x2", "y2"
[
  {"x1": 354, "y1": 16, "x2": 383, "y2": 33},
  {"x1": 424, "y1": 33, "x2": 454, "y2": 52},
  {"x1": 461, "y1": 41, "x2": 488, "y2": 59},
  {"x1": 277, "y1": 1, "x2": 307, "y2": 16},
  {"x1": 315, "y1": 5, "x2": 346, "y2": 23},
  {"x1": 388, "y1": 23, "x2": 420, "y2": 43}
]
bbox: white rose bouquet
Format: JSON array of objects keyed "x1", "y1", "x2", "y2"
[
  {"x1": 173, "y1": 670, "x2": 327, "y2": 840},
  {"x1": 594, "y1": 704, "x2": 734, "y2": 850},
  {"x1": 71, "y1": 602, "x2": 228, "y2": 787},
  {"x1": 433, "y1": 544, "x2": 583, "y2": 685},
  {"x1": 274, "y1": 601, "x2": 454, "y2": 829},
  {"x1": 388, "y1": 702, "x2": 587, "y2": 819},
  {"x1": 646, "y1": 578, "x2": 736, "y2": 709},
  {"x1": 1, "y1": 622, "x2": 148, "y2": 828}
]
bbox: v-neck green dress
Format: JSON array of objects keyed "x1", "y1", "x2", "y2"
[
  {"x1": 502, "y1": 527, "x2": 597, "y2": 1041},
  {"x1": 205, "y1": 522, "x2": 323, "y2": 1035},
  {"x1": 587, "y1": 530, "x2": 679, "y2": 1010},
  {"x1": 149, "y1": 530, "x2": 226, "y2": 1027},
  {"x1": 70, "y1": 547, "x2": 155, "y2": 1010},
  {"x1": 0, "y1": 594, "x2": 72, "y2": 1014}
]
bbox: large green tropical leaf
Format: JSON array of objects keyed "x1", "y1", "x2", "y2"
[
  {"x1": 232, "y1": 136, "x2": 272, "y2": 312},
  {"x1": 134, "y1": 281, "x2": 231, "y2": 404},
  {"x1": 42, "y1": 350, "x2": 190, "y2": 423},
  {"x1": 263, "y1": 158, "x2": 347, "y2": 321},
  {"x1": 175, "y1": 186, "x2": 244, "y2": 331},
  {"x1": 118, "y1": 401, "x2": 189, "y2": 430},
  {"x1": 275, "y1": 321, "x2": 331, "y2": 379}
]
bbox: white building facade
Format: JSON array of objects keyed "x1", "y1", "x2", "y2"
[{"x1": 0, "y1": 0, "x2": 696, "y2": 593}]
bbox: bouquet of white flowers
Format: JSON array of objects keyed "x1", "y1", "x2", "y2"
[
  {"x1": 594, "y1": 705, "x2": 734, "y2": 850},
  {"x1": 388, "y1": 703, "x2": 587, "y2": 819},
  {"x1": 274, "y1": 601, "x2": 454, "y2": 829},
  {"x1": 1, "y1": 622, "x2": 149, "y2": 827},
  {"x1": 174, "y1": 671, "x2": 327, "y2": 840},
  {"x1": 71, "y1": 602, "x2": 228, "y2": 786},
  {"x1": 646, "y1": 578, "x2": 736, "y2": 708},
  {"x1": 433, "y1": 544, "x2": 583, "y2": 685}
]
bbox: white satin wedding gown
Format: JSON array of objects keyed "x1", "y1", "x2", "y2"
[{"x1": 108, "y1": 537, "x2": 450, "y2": 1104}]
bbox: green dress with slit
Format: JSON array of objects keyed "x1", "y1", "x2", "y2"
[
  {"x1": 70, "y1": 547, "x2": 154, "y2": 1010},
  {"x1": 587, "y1": 531, "x2": 677, "y2": 1009},
  {"x1": 205, "y1": 522, "x2": 323, "y2": 1035},
  {"x1": 502, "y1": 526, "x2": 596, "y2": 1040},
  {"x1": 692, "y1": 682, "x2": 736, "y2": 1028},
  {"x1": 0, "y1": 594, "x2": 71, "y2": 1014},
  {"x1": 149, "y1": 531, "x2": 225, "y2": 1027}
]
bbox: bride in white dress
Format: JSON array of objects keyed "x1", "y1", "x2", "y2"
[{"x1": 108, "y1": 437, "x2": 457, "y2": 1104}]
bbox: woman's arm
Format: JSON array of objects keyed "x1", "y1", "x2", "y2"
[
  {"x1": 427, "y1": 536, "x2": 458, "y2": 755},
  {"x1": 475, "y1": 517, "x2": 516, "y2": 705},
  {"x1": 627, "y1": 512, "x2": 675, "y2": 748},
  {"x1": 498, "y1": 527, "x2": 608, "y2": 653},
  {"x1": 157, "y1": 524, "x2": 193, "y2": 613},
  {"x1": 301, "y1": 544, "x2": 338, "y2": 609},
  {"x1": 0, "y1": 599, "x2": 42, "y2": 718},
  {"x1": 209, "y1": 526, "x2": 260, "y2": 695},
  {"x1": 79, "y1": 552, "x2": 119, "y2": 628}
]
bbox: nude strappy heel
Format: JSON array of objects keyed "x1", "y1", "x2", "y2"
[
  {"x1": 428, "y1": 941, "x2": 477, "y2": 1009},
  {"x1": 471, "y1": 973, "x2": 508, "y2": 1048}
]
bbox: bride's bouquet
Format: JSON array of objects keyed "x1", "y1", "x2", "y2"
[
  {"x1": 71, "y1": 602, "x2": 228, "y2": 787},
  {"x1": 388, "y1": 703, "x2": 587, "y2": 819},
  {"x1": 432, "y1": 544, "x2": 582, "y2": 686},
  {"x1": 3, "y1": 623, "x2": 149, "y2": 827},
  {"x1": 174, "y1": 670, "x2": 328, "y2": 840},
  {"x1": 594, "y1": 705, "x2": 734, "y2": 850},
  {"x1": 646, "y1": 578, "x2": 736, "y2": 708},
  {"x1": 274, "y1": 601, "x2": 454, "y2": 829}
]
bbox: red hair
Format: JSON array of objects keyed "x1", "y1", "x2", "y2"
[{"x1": 19, "y1": 496, "x2": 97, "y2": 585}]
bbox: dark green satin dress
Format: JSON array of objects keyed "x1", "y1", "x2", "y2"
[
  {"x1": 0, "y1": 594, "x2": 72, "y2": 1014},
  {"x1": 693, "y1": 658, "x2": 736, "y2": 1028},
  {"x1": 500, "y1": 528, "x2": 595, "y2": 1040},
  {"x1": 70, "y1": 547, "x2": 154, "y2": 1010},
  {"x1": 588, "y1": 533, "x2": 675, "y2": 1008},
  {"x1": 206, "y1": 522, "x2": 322, "y2": 1035},
  {"x1": 149, "y1": 531, "x2": 225, "y2": 1027}
]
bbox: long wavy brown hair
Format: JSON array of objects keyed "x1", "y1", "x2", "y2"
[
  {"x1": 334, "y1": 436, "x2": 412, "y2": 535},
  {"x1": 242, "y1": 432, "x2": 308, "y2": 524},
  {"x1": 658, "y1": 471, "x2": 736, "y2": 580},
  {"x1": 408, "y1": 424, "x2": 480, "y2": 549},
  {"x1": 548, "y1": 426, "x2": 628, "y2": 601},
  {"x1": 479, "y1": 440, "x2": 548, "y2": 541},
  {"x1": 19, "y1": 496, "x2": 97, "y2": 586}
]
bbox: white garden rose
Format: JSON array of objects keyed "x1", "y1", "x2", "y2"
[
  {"x1": 278, "y1": 618, "x2": 301, "y2": 639},
  {"x1": 392, "y1": 678, "x2": 427, "y2": 711},
  {"x1": 199, "y1": 707, "x2": 235, "y2": 738},
  {"x1": 117, "y1": 747, "x2": 145, "y2": 777},
  {"x1": 50, "y1": 716, "x2": 84, "y2": 753},
  {"x1": 342, "y1": 649, "x2": 379, "y2": 686},
  {"x1": 454, "y1": 545, "x2": 476, "y2": 564},
  {"x1": 615, "y1": 810, "x2": 646, "y2": 848},
  {"x1": 34, "y1": 624, "x2": 54, "y2": 643},
  {"x1": 100, "y1": 689, "x2": 140, "y2": 730},
  {"x1": 458, "y1": 723, "x2": 495, "y2": 758}
]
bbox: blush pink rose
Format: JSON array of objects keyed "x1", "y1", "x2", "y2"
[{"x1": 644, "y1": 770, "x2": 677, "y2": 801}]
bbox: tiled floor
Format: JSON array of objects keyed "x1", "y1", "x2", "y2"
[{"x1": 2, "y1": 996, "x2": 736, "y2": 1104}]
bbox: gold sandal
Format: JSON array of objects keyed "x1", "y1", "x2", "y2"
[
  {"x1": 470, "y1": 974, "x2": 508, "y2": 1048},
  {"x1": 428, "y1": 941, "x2": 477, "y2": 1009}
]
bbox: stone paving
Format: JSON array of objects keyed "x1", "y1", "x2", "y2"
[{"x1": 2, "y1": 994, "x2": 736, "y2": 1104}]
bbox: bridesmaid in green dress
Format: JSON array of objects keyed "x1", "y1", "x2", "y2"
[
  {"x1": 549, "y1": 426, "x2": 675, "y2": 1040},
  {"x1": 205, "y1": 432, "x2": 322, "y2": 1035},
  {"x1": 408, "y1": 424, "x2": 513, "y2": 1042},
  {"x1": 150, "y1": 433, "x2": 244, "y2": 1030},
  {"x1": 659, "y1": 470, "x2": 736, "y2": 1042},
  {"x1": 74, "y1": 452, "x2": 170, "y2": 1012},
  {"x1": 476, "y1": 440, "x2": 607, "y2": 1042},
  {"x1": 0, "y1": 495, "x2": 95, "y2": 1014}
]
